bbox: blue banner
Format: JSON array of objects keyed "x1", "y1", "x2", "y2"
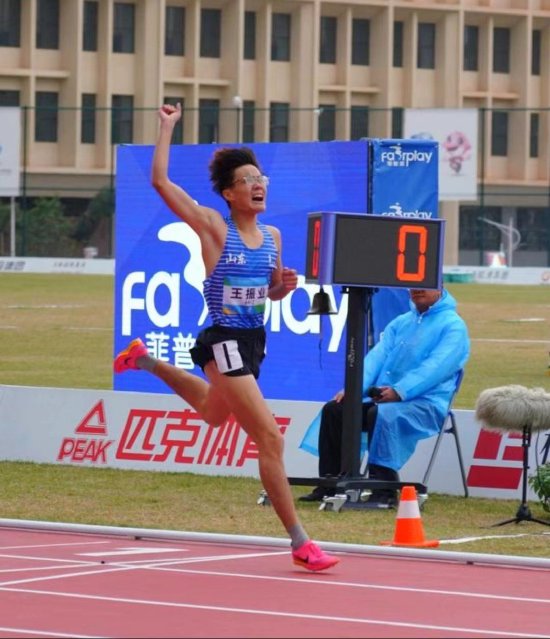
[
  {"x1": 369, "y1": 138, "x2": 439, "y2": 337},
  {"x1": 114, "y1": 141, "x2": 369, "y2": 401},
  {"x1": 371, "y1": 138, "x2": 438, "y2": 219},
  {"x1": 113, "y1": 139, "x2": 439, "y2": 402}
]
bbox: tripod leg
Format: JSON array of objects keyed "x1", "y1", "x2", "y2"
[
  {"x1": 491, "y1": 517, "x2": 520, "y2": 527},
  {"x1": 530, "y1": 517, "x2": 550, "y2": 526}
]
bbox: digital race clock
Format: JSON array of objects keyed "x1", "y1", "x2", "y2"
[{"x1": 305, "y1": 211, "x2": 445, "y2": 290}]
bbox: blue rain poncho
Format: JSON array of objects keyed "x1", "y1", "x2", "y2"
[{"x1": 300, "y1": 289, "x2": 470, "y2": 471}]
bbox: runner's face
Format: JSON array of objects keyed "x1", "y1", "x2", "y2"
[{"x1": 226, "y1": 164, "x2": 267, "y2": 213}]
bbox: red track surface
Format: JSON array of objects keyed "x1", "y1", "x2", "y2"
[{"x1": 0, "y1": 526, "x2": 549, "y2": 638}]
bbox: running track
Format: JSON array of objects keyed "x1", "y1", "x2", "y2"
[{"x1": 0, "y1": 519, "x2": 549, "y2": 638}]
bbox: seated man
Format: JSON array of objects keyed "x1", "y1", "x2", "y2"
[{"x1": 299, "y1": 287, "x2": 470, "y2": 507}]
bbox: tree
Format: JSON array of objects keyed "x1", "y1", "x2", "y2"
[
  {"x1": 24, "y1": 197, "x2": 79, "y2": 257},
  {"x1": 71, "y1": 187, "x2": 115, "y2": 249}
]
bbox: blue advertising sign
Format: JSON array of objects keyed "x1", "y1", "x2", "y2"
[
  {"x1": 114, "y1": 139, "x2": 440, "y2": 403},
  {"x1": 370, "y1": 138, "x2": 438, "y2": 219},
  {"x1": 114, "y1": 141, "x2": 369, "y2": 401},
  {"x1": 369, "y1": 138, "x2": 440, "y2": 338}
]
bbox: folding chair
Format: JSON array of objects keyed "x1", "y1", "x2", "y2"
[
  {"x1": 422, "y1": 369, "x2": 469, "y2": 497},
  {"x1": 359, "y1": 369, "x2": 469, "y2": 497}
]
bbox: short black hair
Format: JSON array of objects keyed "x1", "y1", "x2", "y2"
[{"x1": 208, "y1": 147, "x2": 261, "y2": 196}]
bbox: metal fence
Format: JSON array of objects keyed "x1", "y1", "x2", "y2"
[{"x1": 1, "y1": 105, "x2": 549, "y2": 263}]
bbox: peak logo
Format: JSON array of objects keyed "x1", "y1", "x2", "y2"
[
  {"x1": 57, "y1": 401, "x2": 115, "y2": 464},
  {"x1": 380, "y1": 144, "x2": 433, "y2": 167},
  {"x1": 467, "y1": 429, "x2": 525, "y2": 490}
]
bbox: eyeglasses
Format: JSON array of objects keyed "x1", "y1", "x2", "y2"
[{"x1": 232, "y1": 175, "x2": 270, "y2": 187}]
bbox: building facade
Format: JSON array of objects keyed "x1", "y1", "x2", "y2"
[{"x1": 0, "y1": 0, "x2": 549, "y2": 264}]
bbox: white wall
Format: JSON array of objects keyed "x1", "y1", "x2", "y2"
[{"x1": 0, "y1": 384, "x2": 546, "y2": 501}]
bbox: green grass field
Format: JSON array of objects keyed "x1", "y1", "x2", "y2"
[{"x1": 1, "y1": 273, "x2": 550, "y2": 558}]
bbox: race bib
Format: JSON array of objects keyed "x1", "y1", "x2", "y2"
[{"x1": 222, "y1": 276, "x2": 268, "y2": 316}]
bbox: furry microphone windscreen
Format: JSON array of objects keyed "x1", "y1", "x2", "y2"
[{"x1": 475, "y1": 385, "x2": 550, "y2": 432}]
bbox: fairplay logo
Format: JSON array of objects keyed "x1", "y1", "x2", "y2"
[
  {"x1": 57, "y1": 401, "x2": 115, "y2": 464},
  {"x1": 119, "y1": 221, "x2": 207, "y2": 338},
  {"x1": 380, "y1": 202, "x2": 433, "y2": 219},
  {"x1": 380, "y1": 144, "x2": 434, "y2": 167}
]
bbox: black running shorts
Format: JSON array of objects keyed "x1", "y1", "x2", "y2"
[{"x1": 190, "y1": 325, "x2": 266, "y2": 379}]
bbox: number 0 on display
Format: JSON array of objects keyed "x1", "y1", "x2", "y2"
[{"x1": 397, "y1": 224, "x2": 427, "y2": 283}]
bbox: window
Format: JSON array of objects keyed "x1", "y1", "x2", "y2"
[
  {"x1": 393, "y1": 21, "x2": 403, "y2": 68},
  {"x1": 244, "y1": 11, "x2": 256, "y2": 60},
  {"x1": 35, "y1": 91, "x2": 58, "y2": 142},
  {"x1": 463, "y1": 25, "x2": 478, "y2": 71},
  {"x1": 269, "y1": 102, "x2": 289, "y2": 142},
  {"x1": 242, "y1": 100, "x2": 255, "y2": 143},
  {"x1": 351, "y1": 106, "x2": 369, "y2": 140},
  {"x1": 81, "y1": 93, "x2": 96, "y2": 144},
  {"x1": 83, "y1": 1, "x2": 98, "y2": 51},
  {"x1": 352, "y1": 18, "x2": 369, "y2": 66},
  {"x1": 417, "y1": 23, "x2": 435, "y2": 69},
  {"x1": 459, "y1": 206, "x2": 502, "y2": 251},
  {"x1": 491, "y1": 110, "x2": 508, "y2": 156},
  {"x1": 320, "y1": 16, "x2": 336, "y2": 64},
  {"x1": 111, "y1": 94, "x2": 134, "y2": 143},
  {"x1": 0, "y1": 0, "x2": 21, "y2": 47},
  {"x1": 271, "y1": 13, "x2": 290, "y2": 61},
  {"x1": 516, "y1": 208, "x2": 550, "y2": 251},
  {"x1": 392, "y1": 107, "x2": 403, "y2": 138},
  {"x1": 0, "y1": 90, "x2": 20, "y2": 106},
  {"x1": 199, "y1": 99, "x2": 219, "y2": 143},
  {"x1": 200, "y1": 8, "x2": 220, "y2": 58},
  {"x1": 318, "y1": 105, "x2": 336, "y2": 141},
  {"x1": 459, "y1": 207, "x2": 478, "y2": 250},
  {"x1": 165, "y1": 6, "x2": 185, "y2": 56},
  {"x1": 532, "y1": 29, "x2": 541, "y2": 76},
  {"x1": 113, "y1": 2, "x2": 135, "y2": 53},
  {"x1": 164, "y1": 96, "x2": 184, "y2": 143},
  {"x1": 529, "y1": 112, "x2": 539, "y2": 158},
  {"x1": 36, "y1": 0, "x2": 59, "y2": 49},
  {"x1": 493, "y1": 27, "x2": 510, "y2": 73}
]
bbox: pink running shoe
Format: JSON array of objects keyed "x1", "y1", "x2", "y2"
[
  {"x1": 113, "y1": 338, "x2": 149, "y2": 373},
  {"x1": 292, "y1": 540, "x2": 339, "y2": 572}
]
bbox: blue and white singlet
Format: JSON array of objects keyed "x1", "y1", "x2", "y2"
[{"x1": 203, "y1": 216, "x2": 278, "y2": 329}]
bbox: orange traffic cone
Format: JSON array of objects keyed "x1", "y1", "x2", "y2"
[{"x1": 381, "y1": 485, "x2": 439, "y2": 548}]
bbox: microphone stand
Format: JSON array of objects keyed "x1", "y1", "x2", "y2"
[{"x1": 492, "y1": 424, "x2": 550, "y2": 527}]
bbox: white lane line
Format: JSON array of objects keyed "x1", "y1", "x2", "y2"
[
  {"x1": 0, "y1": 564, "x2": 101, "y2": 576},
  {"x1": 0, "y1": 542, "x2": 110, "y2": 551},
  {"x1": 78, "y1": 547, "x2": 187, "y2": 557},
  {"x1": 0, "y1": 627, "x2": 102, "y2": 638},
  {"x1": 0, "y1": 586, "x2": 544, "y2": 638},
  {"x1": 147, "y1": 565, "x2": 550, "y2": 606},
  {"x1": 0, "y1": 550, "x2": 288, "y2": 587},
  {"x1": 5, "y1": 547, "x2": 548, "y2": 607},
  {"x1": 0, "y1": 553, "x2": 105, "y2": 567}
]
